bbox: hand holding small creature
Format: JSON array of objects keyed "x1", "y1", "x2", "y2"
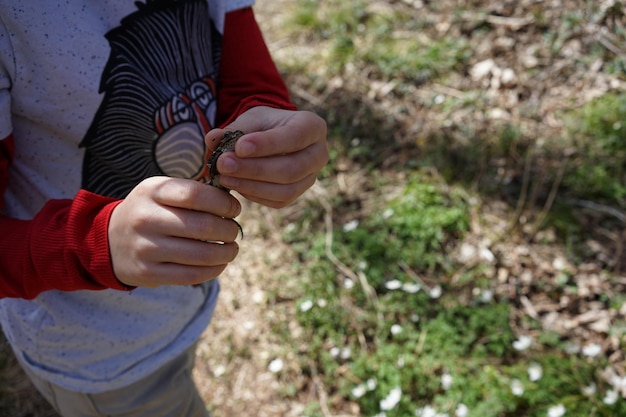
[
  {"x1": 108, "y1": 177, "x2": 241, "y2": 288},
  {"x1": 205, "y1": 106, "x2": 328, "y2": 209},
  {"x1": 108, "y1": 107, "x2": 327, "y2": 289}
]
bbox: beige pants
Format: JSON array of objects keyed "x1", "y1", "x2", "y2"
[{"x1": 19, "y1": 344, "x2": 210, "y2": 417}]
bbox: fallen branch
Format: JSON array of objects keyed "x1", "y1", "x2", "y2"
[{"x1": 567, "y1": 199, "x2": 626, "y2": 223}]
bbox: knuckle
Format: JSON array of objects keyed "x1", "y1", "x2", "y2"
[
  {"x1": 187, "y1": 270, "x2": 214, "y2": 285},
  {"x1": 133, "y1": 239, "x2": 156, "y2": 262},
  {"x1": 133, "y1": 206, "x2": 155, "y2": 227},
  {"x1": 177, "y1": 180, "x2": 202, "y2": 203},
  {"x1": 312, "y1": 112, "x2": 328, "y2": 133},
  {"x1": 132, "y1": 260, "x2": 154, "y2": 282},
  {"x1": 282, "y1": 182, "x2": 300, "y2": 200},
  {"x1": 282, "y1": 165, "x2": 301, "y2": 183}
]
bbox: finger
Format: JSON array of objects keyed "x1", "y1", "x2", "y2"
[
  {"x1": 131, "y1": 263, "x2": 230, "y2": 287},
  {"x1": 205, "y1": 128, "x2": 227, "y2": 153},
  {"x1": 231, "y1": 112, "x2": 327, "y2": 158},
  {"x1": 217, "y1": 141, "x2": 327, "y2": 184},
  {"x1": 135, "y1": 235, "x2": 239, "y2": 267},
  {"x1": 222, "y1": 173, "x2": 317, "y2": 208},
  {"x1": 162, "y1": 263, "x2": 230, "y2": 286},
  {"x1": 148, "y1": 177, "x2": 241, "y2": 219},
  {"x1": 157, "y1": 239, "x2": 240, "y2": 266},
  {"x1": 157, "y1": 208, "x2": 241, "y2": 243},
  {"x1": 205, "y1": 128, "x2": 246, "y2": 154}
]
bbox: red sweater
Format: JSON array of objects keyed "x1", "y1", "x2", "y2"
[{"x1": 0, "y1": 7, "x2": 295, "y2": 299}]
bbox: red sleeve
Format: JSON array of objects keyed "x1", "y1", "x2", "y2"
[
  {"x1": 216, "y1": 7, "x2": 297, "y2": 127},
  {"x1": 0, "y1": 136, "x2": 131, "y2": 299}
]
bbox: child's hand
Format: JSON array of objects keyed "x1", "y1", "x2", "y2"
[
  {"x1": 205, "y1": 107, "x2": 328, "y2": 208},
  {"x1": 108, "y1": 177, "x2": 241, "y2": 287}
]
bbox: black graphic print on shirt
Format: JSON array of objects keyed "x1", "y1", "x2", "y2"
[{"x1": 80, "y1": 0, "x2": 222, "y2": 198}]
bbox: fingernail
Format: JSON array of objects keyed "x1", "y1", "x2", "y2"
[
  {"x1": 231, "y1": 195, "x2": 241, "y2": 212},
  {"x1": 219, "y1": 156, "x2": 238, "y2": 174},
  {"x1": 238, "y1": 140, "x2": 255, "y2": 157}
]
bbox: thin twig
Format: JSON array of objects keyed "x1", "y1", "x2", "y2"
[
  {"x1": 309, "y1": 361, "x2": 333, "y2": 417},
  {"x1": 506, "y1": 150, "x2": 534, "y2": 235},
  {"x1": 485, "y1": 14, "x2": 534, "y2": 30},
  {"x1": 596, "y1": 228, "x2": 625, "y2": 275},
  {"x1": 566, "y1": 199, "x2": 626, "y2": 224},
  {"x1": 311, "y1": 182, "x2": 382, "y2": 318},
  {"x1": 528, "y1": 161, "x2": 566, "y2": 239},
  {"x1": 399, "y1": 260, "x2": 431, "y2": 292},
  {"x1": 520, "y1": 295, "x2": 540, "y2": 320}
]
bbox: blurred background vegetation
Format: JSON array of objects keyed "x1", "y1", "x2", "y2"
[{"x1": 264, "y1": 0, "x2": 626, "y2": 416}]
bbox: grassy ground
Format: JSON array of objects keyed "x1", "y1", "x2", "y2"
[
  {"x1": 2, "y1": 1, "x2": 625, "y2": 416},
  {"x1": 235, "y1": 1, "x2": 626, "y2": 415}
]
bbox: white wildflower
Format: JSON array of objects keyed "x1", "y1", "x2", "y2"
[
  {"x1": 415, "y1": 405, "x2": 438, "y2": 417},
  {"x1": 299, "y1": 299, "x2": 314, "y2": 312},
  {"x1": 581, "y1": 343, "x2": 602, "y2": 358},
  {"x1": 344, "y1": 278, "x2": 355, "y2": 289},
  {"x1": 403, "y1": 282, "x2": 421, "y2": 293},
  {"x1": 367, "y1": 378, "x2": 377, "y2": 391},
  {"x1": 316, "y1": 298, "x2": 327, "y2": 308},
  {"x1": 213, "y1": 364, "x2": 227, "y2": 377},
  {"x1": 611, "y1": 375, "x2": 626, "y2": 390},
  {"x1": 410, "y1": 313, "x2": 420, "y2": 322},
  {"x1": 391, "y1": 324, "x2": 403, "y2": 335},
  {"x1": 563, "y1": 342, "x2": 580, "y2": 354},
  {"x1": 479, "y1": 247, "x2": 495, "y2": 263},
  {"x1": 343, "y1": 219, "x2": 359, "y2": 232},
  {"x1": 510, "y1": 379, "x2": 524, "y2": 396},
  {"x1": 385, "y1": 280, "x2": 403, "y2": 290},
  {"x1": 382, "y1": 208, "x2": 394, "y2": 219},
  {"x1": 455, "y1": 403, "x2": 469, "y2": 417},
  {"x1": 552, "y1": 257, "x2": 566, "y2": 271},
  {"x1": 268, "y1": 358, "x2": 284, "y2": 373},
  {"x1": 513, "y1": 335, "x2": 532, "y2": 351},
  {"x1": 480, "y1": 289, "x2": 494, "y2": 303},
  {"x1": 547, "y1": 404, "x2": 565, "y2": 417},
  {"x1": 329, "y1": 347, "x2": 340, "y2": 357},
  {"x1": 252, "y1": 290, "x2": 265, "y2": 304},
  {"x1": 528, "y1": 363, "x2": 543, "y2": 382},
  {"x1": 429, "y1": 285, "x2": 443, "y2": 299},
  {"x1": 340, "y1": 347, "x2": 351, "y2": 360},
  {"x1": 441, "y1": 372, "x2": 453, "y2": 390},
  {"x1": 352, "y1": 384, "x2": 366, "y2": 398},
  {"x1": 397, "y1": 356, "x2": 405, "y2": 368},
  {"x1": 603, "y1": 389, "x2": 619, "y2": 405},
  {"x1": 470, "y1": 59, "x2": 496, "y2": 81},
  {"x1": 582, "y1": 383, "x2": 597, "y2": 396},
  {"x1": 380, "y1": 386, "x2": 402, "y2": 411}
]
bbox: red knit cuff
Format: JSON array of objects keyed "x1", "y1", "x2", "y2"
[{"x1": 82, "y1": 197, "x2": 135, "y2": 292}]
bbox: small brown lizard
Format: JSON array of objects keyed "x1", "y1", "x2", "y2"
[{"x1": 207, "y1": 130, "x2": 245, "y2": 237}]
